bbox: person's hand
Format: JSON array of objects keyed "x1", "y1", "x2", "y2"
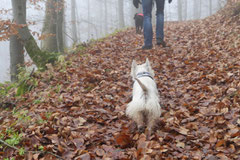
[
  {"x1": 168, "y1": 0, "x2": 172, "y2": 3},
  {"x1": 133, "y1": 0, "x2": 140, "y2": 8}
]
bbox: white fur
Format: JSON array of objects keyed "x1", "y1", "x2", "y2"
[{"x1": 126, "y1": 58, "x2": 161, "y2": 133}]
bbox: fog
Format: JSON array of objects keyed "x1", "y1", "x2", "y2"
[{"x1": 0, "y1": 0, "x2": 226, "y2": 83}]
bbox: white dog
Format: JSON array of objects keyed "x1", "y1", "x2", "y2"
[{"x1": 126, "y1": 58, "x2": 161, "y2": 135}]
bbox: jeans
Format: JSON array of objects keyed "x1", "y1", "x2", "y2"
[{"x1": 142, "y1": 0, "x2": 165, "y2": 47}]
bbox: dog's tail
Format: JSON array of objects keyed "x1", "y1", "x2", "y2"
[{"x1": 135, "y1": 78, "x2": 148, "y2": 95}]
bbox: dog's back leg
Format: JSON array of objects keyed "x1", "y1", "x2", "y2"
[
  {"x1": 134, "y1": 111, "x2": 146, "y2": 133},
  {"x1": 147, "y1": 119, "x2": 155, "y2": 136},
  {"x1": 146, "y1": 114, "x2": 158, "y2": 138}
]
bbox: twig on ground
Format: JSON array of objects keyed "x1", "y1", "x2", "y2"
[
  {"x1": 0, "y1": 138, "x2": 19, "y2": 150},
  {"x1": 0, "y1": 139, "x2": 64, "y2": 160}
]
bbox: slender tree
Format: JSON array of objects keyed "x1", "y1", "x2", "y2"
[
  {"x1": 10, "y1": 0, "x2": 25, "y2": 82},
  {"x1": 71, "y1": 0, "x2": 78, "y2": 44},
  {"x1": 56, "y1": 0, "x2": 64, "y2": 53},
  {"x1": 88, "y1": 0, "x2": 90, "y2": 39},
  {"x1": 62, "y1": 4, "x2": 67, "y2": 49},
  {"x1": 104, "y1": 0, "x2": 108, "y2": 35},
  {"x1": 178, "y1": 0, "x2": 183, "y2": 21},
  {"x1": 209, "y1": 0, "x2": 213, "y2": 16},
  {"x1": 183, "y1": 0, "x2": 188, "y2": 20},
  {"x1": 199, "y1": 0, "x2": 202, "y2": 19},
  {"x1": 118, "y1": 0, "x2": 125, "y2": 28},
  {"x1": 100, "y1": 0, "x2": 104, "y2": 35},
  {"x1": 42, "y1": 0, "x2": 64, "y2": 53},
  {"x1": 193, "y1": 0, "x2": 200, "y2": 19},
  {"x1": 42, "y1": 0, "x2": 57, "y2": 52}
]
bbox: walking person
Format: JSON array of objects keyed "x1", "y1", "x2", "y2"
[{"x1": 133, "y1": 0, "x2": 172, "y2": 49}]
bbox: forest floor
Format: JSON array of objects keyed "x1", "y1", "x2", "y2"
[{"x1": 0, "y1": 1, "x2": 240, "y2": 160}]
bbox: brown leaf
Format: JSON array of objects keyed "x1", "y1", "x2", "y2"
[
  {"x1": 95, "y1": 148, "x2": 105, "y2": 157},
  {"x1": 76, "y1": 153, "x2": 91, "y2": 160},
  {"x1": 58, "y1": 145, "x2": 65, "y2": 154},
  {"x1": 216, "y1": 153, "x2": 230, "y2": 160},
  {"x1": 209, "y1": 134, "x2": 217, "y2": 143},
  {"x1": 72, "y1": 138, "x2": 85, "y2": 149},
  {"x1": 176, "y1": 141, "x2": 185, "y2": 148},
  {"x1": 115, "y1": 133, "x2": 132, "y2": 149},
  {"x1": 215, "y1": 139, "x2": 225, "y2": 148},
  {"x1": 179, "y1": 127, "x2": 189, "y2": 135}
]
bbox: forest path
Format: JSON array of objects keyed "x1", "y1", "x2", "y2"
[{"x1": 0, "y1": 2, "x2": 239, "y2": 159}]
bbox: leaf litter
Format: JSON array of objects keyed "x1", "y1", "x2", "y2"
[{"x1": 0, "y1": 1, "x2": 240, "y2": 159}]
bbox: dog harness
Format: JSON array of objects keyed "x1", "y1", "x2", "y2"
[{"x1": 136, "y1": 72, "x2": 153, "y2": 80}]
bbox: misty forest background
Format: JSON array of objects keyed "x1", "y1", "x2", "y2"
[{"x1": 0, "y1": 0, "x2": 226, "y2": 82}]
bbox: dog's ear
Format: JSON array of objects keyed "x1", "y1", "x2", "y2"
[
  {"x1": 145, "y1": 58, "x2": 155, "y2": 77},
  {"x1": 131, "y1": 60, "x2": 137, "y2": 79}
]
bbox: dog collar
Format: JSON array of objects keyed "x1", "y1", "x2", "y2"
[{"x1": 136, "y1": 72, "x2": 153, "y2": 79}]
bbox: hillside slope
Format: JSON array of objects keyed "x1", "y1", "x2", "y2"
[{"x1": 0, "y1": 1, "x2": 239, "y2": 159}]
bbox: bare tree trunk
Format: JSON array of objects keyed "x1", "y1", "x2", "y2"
[
  {"x1": 178, "y1": 0, "x2": 183, "y2": 21},
  {"x1": 63, "y1": 6, "x2": 67, "y2": 49},
  {"x1": 76, "y1": 7, "x2": 81, "y2": 42},
  {"x1": 100, "y1": 1, "x2": 104, "y2": 35},
  {"x1": 104, "y1": 0, "x2": 108, "y2": 35},
  {"x1": 88, "y1": 0, "x2": 90, "y2": 39},
  {"x1": 56, "y1": 0, "x2": 64, "y2": 53},
  {"x1": 42, "y1": 0, "x2": 58, "y2": 52},
  {"x1": 183, "y1": 0, "x2": 188, "y2": 20},
  {"x1": 71, "y1": 0, "x2": 78, "y2": 44},
  {"x1": 118, "y1": 0, "x2": 125, "y2": 28},
  {"x1": 10, "y1": 36, "x2": 24, "y2": 82},
  {"x1": 193, "y1": 0, "x2": 198, "y2": 19},
  {"x1": 199, "y1": 0, "x2": 202, "y2": 19},
  {"x1": 42, "y1": 0, "x2": 64, "y2": 53},
  {"x1": 209, "y1": 0, "x2": 213, "y2": 16},
  {"x1": 10, "y1": 0, "x2": 25, "y2": 82}
]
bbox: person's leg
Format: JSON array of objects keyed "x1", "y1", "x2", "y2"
[
  {"x1": 155, "y1": 0, "x2": 165, "y2": 46},
  {"x1": 142, "y1": 0, "x2": 153, "y2": 48}
]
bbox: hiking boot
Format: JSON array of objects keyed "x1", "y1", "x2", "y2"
[
  {"x1": 142, "y1": 45, "x2": 153, "y2": 50},
  {"x1": 157, "y1": 39, "x2": 166, "y2": 47}
]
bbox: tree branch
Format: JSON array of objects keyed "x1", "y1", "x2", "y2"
[
  {"x1": 0, "y1": 138, "x2": 19, "y2": 150},
  {"x1": 0, "y1": 139, "x2": 64, "y2": 160}
]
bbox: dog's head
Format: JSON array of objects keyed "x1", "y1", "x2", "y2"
[{"x1": 131, "y1": 58, "x2": 155, "y2": 80}]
